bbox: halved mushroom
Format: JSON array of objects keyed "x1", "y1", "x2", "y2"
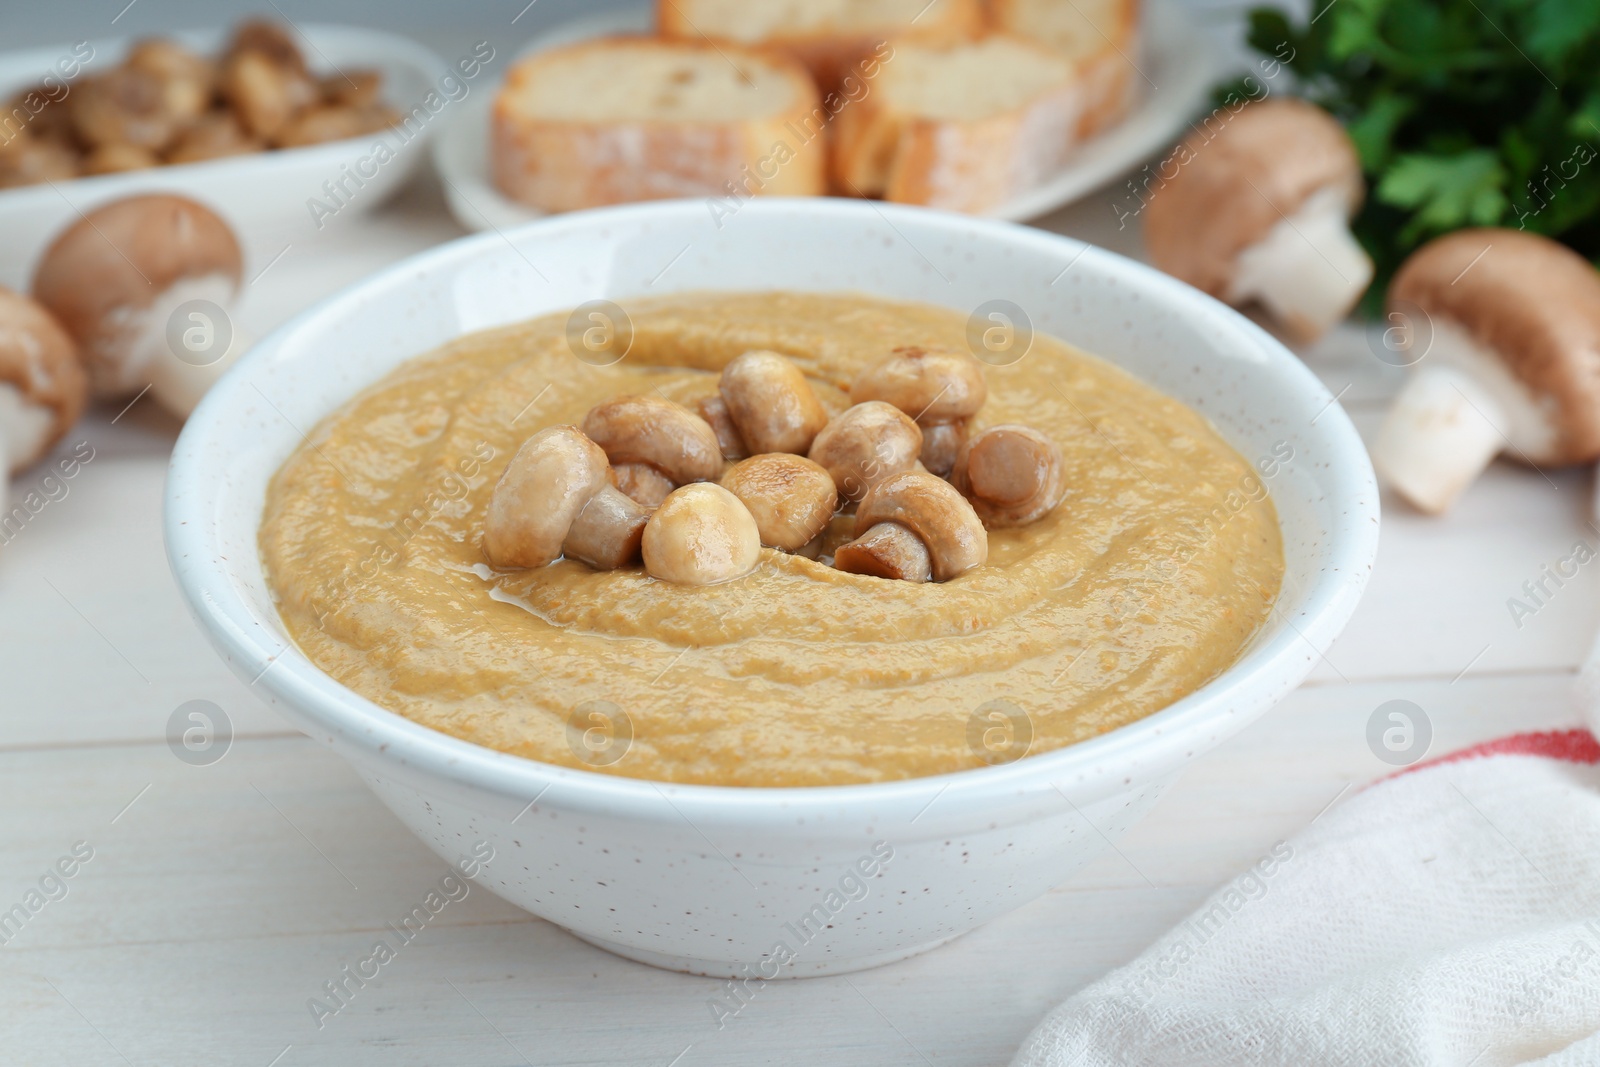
[
  {"x1": 1370, "y1": 228, "x2": 1600, "y2": 515},
  {"x1": 641, "y1": 482, "x2": 761, "y2": 586},
  {"x1": 581, "y1": 394, "x2": 723, "y2": 489},
  {"x1": 852, "y1": 346, "x2": 987, "y2": 476},
  {"x1": 718, "y1": 350, "x2": 829, "y2": 455},
  {"x1": 484, "y1": 424, "x2": 649, "y2": 570},
  {"x1": 1144, "y1": 98, "x2": 1373, "y2": 343},
  {"x1": 0, "y1": 288, "x2": 88, "y2": 515},
  {"x1": 950, "y1": 424, "x2": 1066, "y2": 527},
  {"x1": 31, "y1": 194, "x2": 246, "y2": 418},
  {"x1": 807, "y1": 400, "x2": 923, "y2": 503},
  {"x1": 720, "y1": 453, "x2": 838, "y2": 551},
  {"x1": 837, "y1": 470, "x2": 987, "y2": 582}
]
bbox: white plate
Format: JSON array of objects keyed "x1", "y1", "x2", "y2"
[
  {"x1": 0, "y1": 25, "x2": 451, "y2": 289},
  {"x1": 431, "y1": 1, "x2": 1217, "y2": 232}
]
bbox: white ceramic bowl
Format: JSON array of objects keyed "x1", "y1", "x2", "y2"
[
  {"x1": 165, "y1": 199, "x2": 1379, "y2": 979},
  {"x1": 0, "y1": 25, "x2": 448, "y2": 289}
]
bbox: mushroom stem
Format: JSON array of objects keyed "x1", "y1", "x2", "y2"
[
  {"x1": 1371, "y1": 363, "x2": 1507, "y2": 515},
  {"x1": 149, "y1": 324, "x2": 250, "y2": 418},
  {"x1": 1229, "y1": 186, "x2": 1373, "y2": 342}
]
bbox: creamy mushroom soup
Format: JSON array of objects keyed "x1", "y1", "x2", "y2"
[{"x1": 260, "y1": 292, "x2": 1284, "y2": 786}]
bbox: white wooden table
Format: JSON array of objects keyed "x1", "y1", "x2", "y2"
[{"x1": 2, "y1": 169, "x2": 1592, "y2": 1067}]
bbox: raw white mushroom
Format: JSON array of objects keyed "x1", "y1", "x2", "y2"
[
  {"x1": 1369, "y1": 228, "x2": 1600, "y2": 515},
  {"x1": 32, "y1": 193, "x2": 246, "y2": 420},
  {"x1": 1144, "y1": 98, "x2": 1373, "y2": 343}
]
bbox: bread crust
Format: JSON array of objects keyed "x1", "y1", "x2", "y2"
[
  {"x1": 831, "y1": 36, "x2": 1084, "y2": 213},
  {"x1": 491, "y1": 38, "x2": 825, "y2": 212},
  {"x1": 656, "y1": 0, "x2": 983, "y2": 92},
  {"x1": 986, "y1": 0, "x2": 1141, "y2": 137}
]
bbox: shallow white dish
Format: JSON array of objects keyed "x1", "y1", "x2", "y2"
[
  {"x1": 431, "y1": 0, "x2": 1216, "y2": 232},
  {"x1": 165, "y1": 198, "x2": 1378, "y2": 978},
  {"x1": 0, "y1": 25, "x2": 450, "y2": 289}
]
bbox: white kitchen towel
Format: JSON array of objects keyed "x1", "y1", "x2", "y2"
[{"x1": 1011, "y1": 730, "x2": 1600, "y2": 1067}]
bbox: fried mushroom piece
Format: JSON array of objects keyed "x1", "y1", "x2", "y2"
[
  {"x1": 807, "y1": 400, "x2": 923, "y2": 503},
  {"x1": 581, "y1": 394, "x2": 723, "y2": 485},
  {"x1": 717, "y1": 349, "x2": 829, "y2": 455},
  {"x1": 642, "y1": 482, "x2": 761, "y2": 585},
  {"x1": 838, "y1": 470, "x2": 987, "y2": 582},
  {"x1": 950, "y1": 424, "x2": 1066, "y2": 528},
  {"x1": 720, "y1": 453, "x2": 838, "y2": 551}
]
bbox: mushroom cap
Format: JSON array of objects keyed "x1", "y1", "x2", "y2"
[
  {"x1": 31, "y1": 193, "x2": 242, "y2": 395},
  {"x1": 720, "y1": 453, "x2": 838, "y2": 551},
  {"x1": 1389, "y1": 227, "x2": 1600, "y2": 464},
  {"x1": 951, "y1": 424, "x2": 1066, "y2": 528},
  {"x1": 581, "y1": 394, "x2": 723, "y2": 485},
  {"x1": 0, "y1": 287, "x2": 88, "y2": 471},
  {"x1": 807, "y1": 400, "x2": 924, "y2": 502},
  {"x1": 483, "y1": 425, "x2": 611, "y2": 569},
  {"x1": 852, "y1": 345, "x2": 987, "y2": 425},
  {"x1": 1144, "y1": 98, "x2": 1363, "y2": 300},
  {"x1": 718, "y1": 349, "x2": 830, "y2": 455},
  {"x1": 855, "y1": 470, "x2": 987, "y2": 582},
  {"x1": 642, "y1": 482, "x2": 762, "y2": 586}
]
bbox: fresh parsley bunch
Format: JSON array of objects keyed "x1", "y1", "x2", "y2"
[{"x1": 1227, "y1": 0, "x2": 1600, "y2": 314}]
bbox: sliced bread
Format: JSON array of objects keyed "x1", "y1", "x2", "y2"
[
  {"x1": 492, "y1": 37, "x2": 825, "y2": 212},
  {"x1": 656, "y1": 0, "x2": 982, "y2": 92},
  {"x1": 831, "y1": 35, "x2": 1084, "y2": 213},
  {"x1": 986, "y1": 0, "x2": 1141, "y2": 137}
]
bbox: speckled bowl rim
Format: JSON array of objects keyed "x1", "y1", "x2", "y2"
[{"x1": 166, "y1": 197, "x2": 1379, "y2": 828}]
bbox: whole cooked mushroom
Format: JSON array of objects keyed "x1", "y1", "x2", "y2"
[
  {"x1": 31, "y1": 193, "x2": 246, "y2": 418},
  {"x1": 641, "y1": 482, "x2": 761, "y2": 585},
  {"x1": 717, "y1": 350, "x2": 829, "y2": 455},
  {"x1": 1370, "y1": 228, "x2": 1600, "y2": 515},
  {"x1": 807, "y1": 400, "x2": 923, "y2": 502},
  {"x1": 1144, "y1": 98, "x2": 1373, "y2": 343},
  {"x1": 835, "y1": 470, "x2": 987, "y2": 582},
  {"x1": 581, "y1": 395, "x2": 724, "y2": 493},
  {"x1": 483, "y1": 425, "x2": 650, "y2": 570},
  {"x1": 0, "y1": 288, "x2": 88, "y2": 515},
  {"x1": 852, "y1": 346, "x2": 987, "y2": 476},
  {"x1": 720, "y1": 453, "x2": 838, "y2": 552},
  {"x1": 950, "y1": 425, "x2": 1066, "y2": 527}
]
